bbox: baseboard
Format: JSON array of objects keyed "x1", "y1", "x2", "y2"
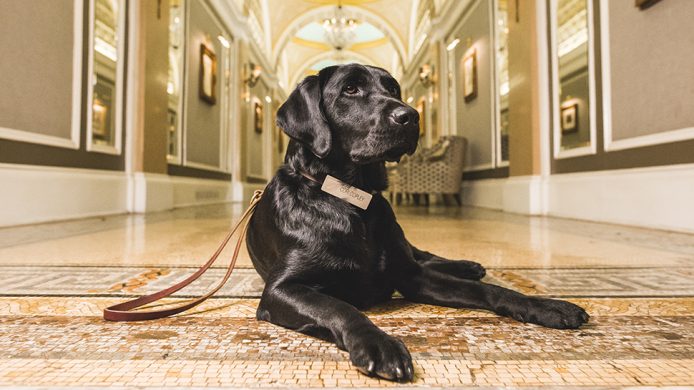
[
  {"x1": 546, "y1": 164, "x2": 694, "y2": 233},
  {"x1": 461, "y1": 178, "x2": 504, "y2": 210},
  {"x1": 0, "y1": 164, "x2": 236, "y2": 227},
  {"x1": 462, "y1": 163, "x2": 694, "y2": 233},
  {"x1": 0, "y1": 163, "x2": 128, "y2": 227},
  {"x1": 240, "y1": 181, "x2": 267, "y2": 202},
  {"x1": 123, "y1": 172, "x2": 237, "y2": 213},
  {"x1": 170, "y1": 175, "x2": 234, "y2": 208}
]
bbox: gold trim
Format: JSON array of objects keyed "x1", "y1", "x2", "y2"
[
  {"x1": 290, "y1": 37, "x2": 332, "y2": 50},
  {"x1": 349, "y1": 37, "x2": 389, "y2": 51},
  {"x1": 303, "y1": 0, "x2": 380, "y2": 4}
]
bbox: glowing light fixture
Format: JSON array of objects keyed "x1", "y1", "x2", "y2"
[
  {"x1": 446, "y1": 38, "x2": 460, "y2": 51},
  {"x1": 418, "y1": 64, "x2": 434, "y2": 87},
  {"x1": 321, "y1": 1, "x2": 359, "y2": 50},
  {"x1": 500, "y1": 81, "x2": 509, "y2": 96},
  {"x1": 217, "y1": 35, "x2": 230, "y2": 48},
  {"x1": 243, "y1": 63, "x2": 262, "y2": 87}
]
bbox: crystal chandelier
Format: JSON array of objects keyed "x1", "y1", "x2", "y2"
[{"x1": 322, "y1": 2, "x2": 359, "y2": 51}]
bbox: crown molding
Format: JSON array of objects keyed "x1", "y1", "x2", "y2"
[{"x1": 430, "y1": 0, "x2": 475, "y2": 41}]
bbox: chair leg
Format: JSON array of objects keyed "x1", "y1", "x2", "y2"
[
  {"x1": 453, "y1": 193, "x2": 462, "y2": 206},
  {"x1": 424, "y1": 193, "x2": 430, "y2": 206}
]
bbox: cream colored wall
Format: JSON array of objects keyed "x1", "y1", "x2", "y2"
[
  {"x1": 403, "y1": 41, "x2": 439, "y2": 149},
  {"x1": 237, "y1": 41, "x2": 276, "y2": 182},
  {"x1": 245, "y1": 83, "x2": 268, "y2": 180},
  {"x1": 137, "y1": 0, "x2": 170, "y2": 174},
  {"x1": 606, "y1": 0, "x2": 694, "y2": 140},
  {"x1": 450, "y1": 0, "x2": 494, "y2": 170},
  {"x1": 184, "y1": 0, "x2": 225, "y2": 168},
  {"x1": 507, "y1": 0, "x2": 542, "y2": 176}
]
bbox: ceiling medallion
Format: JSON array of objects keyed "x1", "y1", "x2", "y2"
[{"x1": 321, "y1": 2, "x2": 360, "y2": 50}]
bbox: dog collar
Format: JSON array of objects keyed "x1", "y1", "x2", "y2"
[{"x1": 298, "y1": 170, "x2": 373, "y2": 210}]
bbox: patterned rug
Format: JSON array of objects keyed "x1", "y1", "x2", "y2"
[{"x1": 1, "y1": 265, "x2": 694, "y2": 298}]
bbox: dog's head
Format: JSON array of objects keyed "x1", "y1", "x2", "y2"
[{"x1": 277, "y1": 63, "x2": 419, "y2": 163}]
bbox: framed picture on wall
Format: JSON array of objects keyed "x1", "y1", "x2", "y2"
[
  {"x1": 199, "y1": 44, "x2": 217, "y2": 105},
  {"x1": 560, "y1": 103, "x2": 579, "y2": 133},
  {"x1": 463, "y1": 49, "x2": 478, "y2": 102},
  {"x1": 91, "y1": 75, "x2": 115, "y2": 142},
  {"x1": 254, "y1": 101, "x2": 263, "y2": 134},
  {"x1": 167, "y1": 109, "x2": 177, "y2": 156},
  {"x1": 635, "y1": 0, "x2": 661, "y2": 10},
  {"x1": 416, "y1": 97, "x2": 426, "y2": 136}
]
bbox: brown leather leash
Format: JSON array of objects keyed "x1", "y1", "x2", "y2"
[{"x1": 103, "y1": 190, "x2": 263, "y2": 322}]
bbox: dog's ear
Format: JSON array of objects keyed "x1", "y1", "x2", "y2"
[{"x1": 277, "y1": 67, "x2": 337, "y2": 158}]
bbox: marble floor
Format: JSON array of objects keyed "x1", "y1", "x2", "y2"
[{"x1": 1, "y1": 203, "x2": 693, "y2": 388}]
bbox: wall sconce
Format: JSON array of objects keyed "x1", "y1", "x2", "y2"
[
  {"x1": 418, "y1": 64, "x2": 434, "y2": 87},
  {"x1": 243, "y1": 62, "x2": 262, "y2": 87}
]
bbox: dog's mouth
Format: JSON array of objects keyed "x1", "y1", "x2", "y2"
[{"x1": 383, "y1": 142, "x2": 416, "y2": 162}]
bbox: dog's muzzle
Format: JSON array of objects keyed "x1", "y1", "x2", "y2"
[{"x1": 387, "y1": 106, "x2": 420, "y2": 158}]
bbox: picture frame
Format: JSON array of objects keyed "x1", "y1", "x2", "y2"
[
  {"x1": 463, "y1": 49, "x2": 478, "y2": 102},
  {"x1": 254, "y1": 101, "x2": 263, "y2": 134},
  {"x1": 91, "y1": 75, "x2": 115, "y2": 141},
  {"x1": 560, "y1": 103, "x2": 579, "y2": 134},
  {"x1": 199, "y1": 43, "x2": 217, "y2": 105},
  {"x1": 635, "y1": 0, "x2": 661, "y2": 10},
  {"x1": 167, "y1": 109, "x2": 177, "y2": 156}
]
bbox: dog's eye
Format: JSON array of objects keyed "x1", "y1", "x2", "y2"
[
  {"x1": 344, "y1": 85, "x2": 359, "y2": 95},
  {"x1": 388, "y1": 86, "x2": 399, "y2": 96}
]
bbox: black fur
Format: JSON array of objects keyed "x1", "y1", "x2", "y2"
[{"x1": 246, "y1": 64, "x2": 588, "y2": 382}]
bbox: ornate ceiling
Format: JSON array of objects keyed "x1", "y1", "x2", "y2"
[{"x1": 233, "y1": 0, "x2": 445, "y2": 90}]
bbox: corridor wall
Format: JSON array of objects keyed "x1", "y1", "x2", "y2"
[
  {"x1": 183, "y1": 0, "x2": 226, "y2": 171},
  {"x1": 449, "y1": 0, "x2": 495, "y2": 172}
]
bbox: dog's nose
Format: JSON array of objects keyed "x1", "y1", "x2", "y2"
[{"x1": 391, "y1": 107, "x2": 411, "y2": 125}]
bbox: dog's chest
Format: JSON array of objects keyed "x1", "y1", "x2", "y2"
[{"x1": 318, "y1": 213, "x2": 394, "y2": 306}]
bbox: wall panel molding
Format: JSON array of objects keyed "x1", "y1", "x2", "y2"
[
  {"x1": 599, "y1": 0, "x2": 694, "y2": 153},
  {"x1": 0, "y1": 0, "x2": 83, "y2": 150}
]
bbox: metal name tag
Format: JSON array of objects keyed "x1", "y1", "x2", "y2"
[{"x1": 321, "y1": 174, "x2": 373, "y2": 210}]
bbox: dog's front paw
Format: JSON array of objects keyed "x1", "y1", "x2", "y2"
[
  {"x1": 426, "y1": 259, "x2": 486, "y2": 280},
  {"x1": 347, "y1": 330, "x2": 414, "y2": 382},
  {"x1": 457, "y1": 260, "x2": 487, "y2": 280},
  {"x1": 514, "y1": 297, "x2": 589, "y2": 329}
]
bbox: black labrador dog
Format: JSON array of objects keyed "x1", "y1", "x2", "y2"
[{"x1": 246, "y1": 63, "x2": 588, "y2": 382}]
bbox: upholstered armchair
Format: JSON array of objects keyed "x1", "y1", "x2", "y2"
[{"x1": 395, "y1": 136, "x2": 467, "y2": 206}]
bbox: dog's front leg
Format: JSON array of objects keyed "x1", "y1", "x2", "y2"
[
  {"x1": 410, "y1": 244, "x2": 486, "y2": 280},
  {"x1": 397, "y1": 266, "x2": 589, "y2": 329},
  {"x1": 256, "y1": 282, "x2": 414, "y2": 382}
]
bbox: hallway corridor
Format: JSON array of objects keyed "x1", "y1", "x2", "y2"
[
  {"x1": 2, "y1": 0, "x2": 694, "y2": 387},
  {"x1": 1, "y1": 205, "x2": 693, "y2": 387}
]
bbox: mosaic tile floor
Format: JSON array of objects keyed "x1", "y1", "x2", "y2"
[{"x1": 1, "y1": 204, "x2": 693, "y2": 388}]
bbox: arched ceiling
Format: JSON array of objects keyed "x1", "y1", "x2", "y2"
[{"x1": 260, "y1": 0, "x2": 418, "y2": 90}]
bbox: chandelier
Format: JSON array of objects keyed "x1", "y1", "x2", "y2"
[{"x1": 321, "y1": 3, "x2": 359, "y2": 51}]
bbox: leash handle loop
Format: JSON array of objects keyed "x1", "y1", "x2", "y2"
[{"x1": 103, "y1": 190, "x2": 263, "y2": 322}]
